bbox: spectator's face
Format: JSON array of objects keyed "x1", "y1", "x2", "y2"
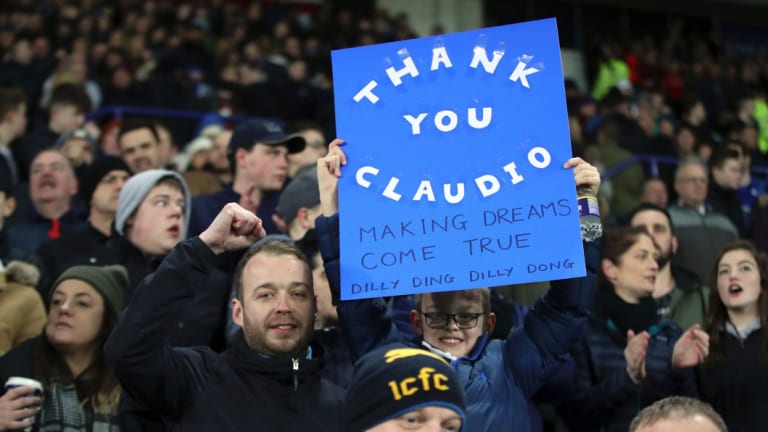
[
  {"x1": 0, "y1": 192, "x2": 16, "y2": 229},
  {"x1": 634, "y1": 417, "x2": 721, "y2": 432},
  {"x1": 240, "y1": 143, "x2": 289, "y2": 192},
  {"x1": 119, "y1": 128, "x2": 161, "y2": 173},
  {"x1": 640, "y1": 179, "x2": 668, "y2": 208},
  {"x1": 716, "y1": 248, "x2": 763, "y2": 314},
  {"x1": 125, "y1": 183, "x2": 186, "y2": 255},
  {"x1": 630, "y1": 209, "x2": 676, "y2": 268},
  {"x1": 29, "y1": 151, "x2": 78, "y2": 206},
  {"x1": 60, "y1": 137, "x2": 94, "y2": 166},
  {"x1": 740, "y1": 126, "x2": 758, "y2": 150},
  {"x1": 368, "y1": 407, "x2": 463, "y2": 432},
  {"x1": 602, "y1": 233, "x2": 659, "y2": 302},
  {"x1": 8, "y1": 102, "x2": 27, "y2": 138},
  {"x1": 233, "y1": 252, "x2": 315, "y2": 356},
  {"x1": 712, "y1": 158, "x2": 742, "y2": 190},
  {"x1": 155, "y1": 125, "x2": 175, "y2": 167},
  {"x1": 210, "y1": 130, "x2": 232, "y2": 171},
  {"x1": 91, "y1": 169, "x2": 130, "y2": 213},
  {"x1": 674, "y1": 164, "x2": 708, "y2": 208},
  {"x1": 412, "y1": 290, "x2": 494, "y2": 358},
  {"x1": 12, "y1": 39, "x2": 32, "y2": 64},
  {"x1": 675, "y1": 129, "x2": 696, "y2": 156},
  {"x1": 46, "y1": 279, "x2": 105, "y2": 353},
  {"x1": 51, "y1": 105, "x2": 85, "y2": 133},
  {"x1": 310, "y1": 252, "x2": 336, "y2": 329},
  {"x1": 288, "y1": 129, "x2": 326, "y2": 178}
]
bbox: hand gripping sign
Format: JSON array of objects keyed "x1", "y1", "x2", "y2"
[{"x1": 331, "y1": 18, "x2": 585, "y2": 300}]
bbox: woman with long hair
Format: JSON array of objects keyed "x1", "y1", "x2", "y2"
[
  {"x1": 0, "y1": 265, "x2": 127, "y2": 431},
  {"x1": 699, "y1": 240, "x2": 768, "y2": 432},
  {"x1": 561, "y1": 226, "x2": 709, "y2": 432}
]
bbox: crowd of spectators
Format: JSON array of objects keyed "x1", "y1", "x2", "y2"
[{"x1": 0, "y1": 0, "x2": 767, "y2": 431}]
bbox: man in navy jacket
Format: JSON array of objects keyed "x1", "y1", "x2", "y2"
[{"x1": 105, "y1": 203, "x2": 345, "y2": 431}]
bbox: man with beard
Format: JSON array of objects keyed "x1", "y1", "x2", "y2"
[
  {"x1": 105, "y1": 203, "x2": 345, "y2": 431},
  {"x1": 628, "y1": 203, "x2": 709, "y2": 329},
  {"x1": 118, "y1": 118, "x2": 164, "y2": 174}
]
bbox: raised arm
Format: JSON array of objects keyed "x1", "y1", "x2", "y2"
[
  {"x1": 104, "y1": 203, "x2": 265, "y2": 416},
  {"x1": 505, "y1": 157, "x2": 602, "y2": 396},
  {"x1": 315, "y1": 140, "x2": 404, "y2": 360}
]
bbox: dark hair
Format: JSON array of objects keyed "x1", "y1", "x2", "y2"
[
  {"x1": 681, "y1": 97, "x2": 704, "y2": 117},
  {"x1": 33, "y1": 289, "x2": 121, "y2": 414},
  {"x1": 415, "y1": 289, "x2": 492, "y2": 314},
  {"x1": 704, "y1": 240, "x2": 768, "y2": 365},
  {"x1": 0, "y1": 86, "x2": 27, "y2": 117},
  {"x1": 50, "y1": 83, "x2": 92, "y2": 114},
  {"x1": 118, "y1": 118, "x2": 160, "y2": 146},
  {"x1": 708, "y1": 144, "x2": 741, "y2": 171},
  {"x1": 295, "y1": 229, "x2": 321, "y2": 270},
  {"x1": 597, "y1": 226, "x2": 656, "y2": 292},
  {"x1": 627, "y1": 202, "x2": 676, "y2": 235},
  {"x1": 285, "y1": 119, "x2": 323, "y2": 135},
  {"x1": 629, "y1": 396, "x2": 726, "y2": 432},
  {"x1": 597, "y1": 119, "x2": 621, "y2": 144},
  {"x1": 233, "y1": 240, "x2": 312, "y2": 300}
]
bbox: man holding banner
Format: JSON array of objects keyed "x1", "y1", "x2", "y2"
[{"x1": 315, "y1": 139, "x2": 601, "y2": 431}]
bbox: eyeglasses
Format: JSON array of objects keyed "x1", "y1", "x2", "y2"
[
  {"x1": 678, "y1": 177, "x2": 707, "y2": 185},
  {"x1": 417, "y1": 311, "x2": 487, "y2": 329}
]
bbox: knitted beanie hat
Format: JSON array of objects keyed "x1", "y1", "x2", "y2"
[
  {"x1": 344, "y1": 343, "x2": 466, "y2": 431},
  {"x1": 114, "y1": 169, "x2": 190, "y2": 236},
  {"x1": 52, "y1": 265, "x2": 129, "y2": 314},
  {"x1": 79, "y1": 156, "x2": 131, "y2": 205}
]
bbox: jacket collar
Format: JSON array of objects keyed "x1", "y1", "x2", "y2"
[{"x1": 225, "y1": 330, "x2": 324, "y2": 387}]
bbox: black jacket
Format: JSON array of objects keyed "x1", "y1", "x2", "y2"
[
  {"x1": 36, "y1": 224, "x2": 109, "y2": 299},
  {"x1": 104, "y1": 237, "x2": 345, "y2": 431},
  {"x1": 698, "y1": 327, "x2": 768, "y2": 432}
]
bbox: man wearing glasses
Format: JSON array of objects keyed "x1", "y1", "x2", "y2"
[{"x1": 315, "y1": 139, "x2": 602, "y2": 431}]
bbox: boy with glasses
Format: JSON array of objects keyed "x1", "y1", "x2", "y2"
[{"x1": 315, "y1": 139, "x2": 602, "y2": 431}]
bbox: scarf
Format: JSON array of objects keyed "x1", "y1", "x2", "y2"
[
  {"x1": 38, "y1": 382, "x2": 120, "y2": 432},
  {"x1": 593, "y1": 289, "x2": 659, "y2": 337}
]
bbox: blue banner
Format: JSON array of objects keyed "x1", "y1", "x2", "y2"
[{"x1": 331, "y1": 18, "x2": 585, "y2": 300}]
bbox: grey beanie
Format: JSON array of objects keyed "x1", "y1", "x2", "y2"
[{"x1": 115, "y1": 169, "x2": 191, "y2": 236}]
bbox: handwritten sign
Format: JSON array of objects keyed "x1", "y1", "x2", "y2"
[{"x1": 331, "y1": 18, "x2": 585, "y2": 300}]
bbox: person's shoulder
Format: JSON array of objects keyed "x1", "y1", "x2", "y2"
[
  {"x1": 191, "y1": 187, "x2": 236, "y2": 210},
  {"x1": 2, "y1": 280, "x2": 42, "y2": 301},
  {"x1": 0, "y1": 336, "x2": 39, "y2": 373}
]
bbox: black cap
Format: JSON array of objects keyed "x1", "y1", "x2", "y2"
[{"x1": 227, "y1": 119, "x2": 306, "y2": 158}]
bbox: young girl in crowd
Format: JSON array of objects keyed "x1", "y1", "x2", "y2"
[
  {"x1": 0, "y1": 265, "x2": 127, "y2": 431},
  {"x1": 561, "y1": 226, "x2": 708, "y2": 432},
  {"x1": 699, "y1": 240, "x2": 768, "y2": 432}
]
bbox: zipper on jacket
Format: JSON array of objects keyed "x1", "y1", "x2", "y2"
[{"x1": 292, "y1": 357, "x2": 299, "y2": 391}]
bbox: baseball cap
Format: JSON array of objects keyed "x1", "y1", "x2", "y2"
[{"x1": 227, "y1": 119, "x2": 305, "y2": 157}]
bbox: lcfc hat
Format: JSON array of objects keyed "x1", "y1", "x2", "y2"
[
  {"x1": 344, "y1": 343, "x2": 466, "y2": 431},
  {"x1": 227, "y1": 119, "x2": 305, "y2": 157}
]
